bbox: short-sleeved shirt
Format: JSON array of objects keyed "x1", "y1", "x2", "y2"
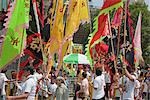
[
  {"x1": 34, "y1": 72, "x2": 42, "y2": 81},
  {"x1": 92, "y1": 75, "x2": 105, "y2": 99},
  {"x1": 119, "y1": 75, "x2": 136, "y2": 100},
  {"x1": 48, "y1": 83, "x2": 57, "y2": 100},
  {"x1": 0, "y1": 73, "x2": 8, "y2": 95},
  {"x1": 22, "y1": 75, "x2": 37, "y2": 100},
  {"x1": 48, "y1": 83, "x2": 57, "y2": 94}
]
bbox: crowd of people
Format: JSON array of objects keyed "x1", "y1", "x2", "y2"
[
  {"x1": 74, "y1": 63, "x2": 150, "y2": 100},
  {"x1": 0, "y1": 61, "x2": 149, "y2": 100}
]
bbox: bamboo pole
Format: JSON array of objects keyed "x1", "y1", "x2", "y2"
[
  {"x1": 16, "y1": 29, "x2": 25, "y2": 80},
  {"x1": 13, "y1": 29, "x2": 25, "y2": 96},
  {"x1": 116, "y1": 10, "x2": 123, "y2": 60},
  {"x1": 123, "y1": 1, "x2": 127, "y2": 57},
  {"x1": 121, "y1": 1, "x2": 128, "y2": 100},
  {"x1": 108, "y1": 13, "x2": 117, "y2": 72}
]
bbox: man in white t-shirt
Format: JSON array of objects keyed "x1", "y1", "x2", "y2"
[
  {"x1": 7, "y1": 67, "x2": 37, "y2": 100},
  {"x1": 119, "y1": 65, "x2": 137, "y2": 100},
  {"x1": 34, "y1": 68, "x2": 43, "y2": 81},
  {"x1": 0, "y1": 70, "x2": 8, "y2": 100},
  {"x1": 92, "y1": 69, "x2": 105, "y2": 100},
  {"x1": 47, "y1": 75, "x2": 57, "y2": 100}
]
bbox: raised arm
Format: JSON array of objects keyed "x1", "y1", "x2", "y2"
[
  {"x1": 7, "y1": 93, "x2": 29, "y2": 100},
  {"x1": 123, "y1": 65, "x2": 135, "y2": 82}
]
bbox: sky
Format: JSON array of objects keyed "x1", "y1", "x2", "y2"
[
  {"x1": 89, "y1": 0, "x2": 104, "y2": 8},
  {"x1": 90, "y1": 0, "x2": 150, "y2": 10},
  {"x1": 145, "y1": 0, "x2": 150, "y2": 10}
]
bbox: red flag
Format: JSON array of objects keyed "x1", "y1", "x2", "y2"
[
  {"x1": 99, "y1": 0, "x2": 123, "y2": 15},
  {"x1": 90, "y1": 14, "x2": 109, "y2": 48},
  {"x1": 111, "y1": 7, "x2": 123, "y2": 29},
  {"x1": 101, "y1": 0, "x2": 122, "y2": 10},
  {"x1": 86, "y1": 0, "x2": 123, "y2": 65}
]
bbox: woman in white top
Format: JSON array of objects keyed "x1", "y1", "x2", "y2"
[{"x1": 77, "y1": 72, "x2": 89, "y2": 100}]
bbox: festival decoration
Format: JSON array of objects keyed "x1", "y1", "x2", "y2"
[{"x1": 0, "y1": 0, "x2": 30, "y2": 69}]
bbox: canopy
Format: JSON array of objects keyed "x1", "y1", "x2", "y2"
[{"x1": 63, "y1": 53, "x2": 90, "y2": 64}]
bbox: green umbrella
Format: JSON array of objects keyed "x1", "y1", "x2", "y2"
[{"x1": 63, "y1": 53, "x2": 90, "y2": 64}]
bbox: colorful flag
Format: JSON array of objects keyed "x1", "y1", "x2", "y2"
[
  {"x1": 100, "y1": 0, "x2": 123, "y2": 15},
  {"x1": 56, "y1": 0, "x2": 90, "y2": 73},
  {"x1": 85, "y1": 0, "x2": 123, "y2": 65},
  {"x1": 111, "y1": 7, "x2": 123, "y2": 29},
  {"x1": 65, "y1": 0, "x2": 90, "y2": 38},
  {"x1": 21, "y1": 0, "x2": 44, "y2": 69},
  {"x1": 49, "y1": 0, "x2": 57, "y2": 33},
  {"x1": 0, "y1": 0, "x2": 30, "y2": 69},
  {"x1": 46, "y1": 0, "x2": 64, "y2": 57},
  {"x1": 52, "y1": 0, "x2": 64, "y2": 43},
  {"x1": 45, "y1": 0, "x2": 65, "y2": 73},
  {"x1": 23, "y1": 33, "x2": 43, "y2": 68},
  {"x1": 133, "y1": 12, "x2": 143, "y2": 67}
]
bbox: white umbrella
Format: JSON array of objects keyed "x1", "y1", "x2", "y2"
[{"x1": 63, "y1": 53, "x2": 90, "y2": 64}]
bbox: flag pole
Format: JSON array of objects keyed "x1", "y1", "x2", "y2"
[
  {"x1": 121, "y1": 1, "x2": 128, "y2": 100},
  {"x1": 108, "y1": 13, "x2": 117, "y2": 72},
  {"x1": 123, "y1": 1, "x2": 127, "y2": 59},
  {"x1": 16, "y1": 29, "x2": 25, "y2": 81},
  {"x1": 14, "y1": 29, "x2": 25, "y2": 96},
  {"x1": 116, "y1": 10, "x2": 123, "y2": 61}
]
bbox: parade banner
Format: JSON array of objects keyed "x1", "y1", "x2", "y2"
[
  {"x1": 45, "y1": 0, "x2": 65, "y2": 73},
  {"x1": 65, "y1": 0, "x2": 90, "y2": 38},
  {"x1": 57, "y1": 0, "x2": 90, "y2": 75},
  {"x1": 85, "y1": 0, "x2": 123, "y2": 65},
  {"x1": 0, "y1": 0, "x2": 30, "y2": 69}
]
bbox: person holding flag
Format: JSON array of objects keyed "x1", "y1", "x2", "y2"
[{"x1": 6, "y1": 67, "x2": 37, "y2": 100}]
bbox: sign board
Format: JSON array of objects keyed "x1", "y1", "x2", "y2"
[{"x1": 72, "y1": 44, "x2": 83, "y2": 54}]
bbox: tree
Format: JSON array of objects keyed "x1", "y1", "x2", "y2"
[{"x1": 129, "y1": 2, "x2": 150, "y2": 64}]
